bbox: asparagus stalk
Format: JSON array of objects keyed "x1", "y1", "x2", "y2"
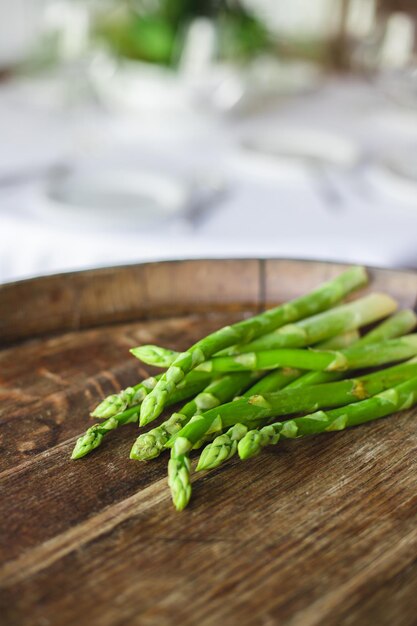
[
  {"x1": 165, "y1": 317, "x2": 416, "y2": 505},
  {"x1": 195, "y1": 335, "x2": 417, "y2": 374},
  {"x1": 224, "y1": 293, "x2": 396, "y2": 354},
  {"x1": 314, "y1": 330, "x2": 360, "y2": 349},
  {"x1": 195, "y1": 358, "x2": 417, "y2": 470},
  {"x1": 130, "y1": 372, "x2": 259, "y2": 461},
  {"x1": 166, "y1": 379, "x2": 253, "y2": 512},
  {"x1": 71, "y1": 408, "x2": 139, "y2": 460},
  {"x1": 133, "y1": 330, "x2": 361, "y2": 463},
  {"x1": 74, "y1": 331, "x2": 361, "y2": 461},
  {"x1": 242, "y1": 331, "x2": 360, "y2": 397},
  {"x1": 238, "y1": 374, "x2": 417, "y2": 460},
  {"x1": 167, "y1": 357, "x2": 417, "y2": 451},
  {"x1": 130, "y1": 329, "x2": 363, "y2": 371},
  {"x1": 71, "y1": 372, "x2": 213, "y2": 460},
  {"x1": 139, "y1": 266, "x2": 368, "y2": 425},
  {"x1": 163, "y1": 331, "x2": 361, "y2": 505},
  {"x1": 193, "y1": 313, "x2": 416, "y2": 471},
  {"x1": 351, "y1": 309, "x2": 416, "y2": 345},
  {"x1": 91, "y1": 370, "x2": 212, "y2": 419},
  {"x1": 286, "y1": 309, "x2": 417, "y2": 390},
  {"x1": 131, "y1": 299, "x2": 380, "y2": 371},
  {"x1": 91, "y1": 376, "x2": 162, "y2": 419}
]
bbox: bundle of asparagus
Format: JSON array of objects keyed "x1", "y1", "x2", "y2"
[{"x1": 71, "y1": 266, "x2": 417, "y2": 511}]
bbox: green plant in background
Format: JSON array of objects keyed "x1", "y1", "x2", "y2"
[
  {"x1": 94, "y1": 0, "x2": 271, "y2": 66},
  {"x1": 215, "y1": 6, "x2": 271, "y2": 61}
]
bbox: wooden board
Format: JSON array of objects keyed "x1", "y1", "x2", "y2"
[{"x1": 1, "y1": 258, "x2": 417, "y2": 626}]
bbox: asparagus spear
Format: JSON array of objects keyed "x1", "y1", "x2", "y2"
[
  {"x1": 71, "y1": 408, "x2": 138, "y2": 460},
  {"x1": 130, "y1": 330, "x2": 363, "y2": 371},
  {"x1": 139, "y1": 266, "x2": 368, "y2": 425},
  {"x1": 286, "y1": 309, "x2": 417, "y2": 390},
  {"x1": 238, "y1": 374, "x2": 417, "y2": 460},
  {"x1": 313, "y1": 330, "x2": 360, "y2": 349},
  {"x1": 346, "y1": 309, "x2": 416, "y2": 345},
  {"x1": 129, "y1": 372, "x2": 259, "y2": 461},
  {"x1": 167, "y1": 358, "x2": 417, "y2": 451},
  {"x1": 92, "y1": 370, "x2": 212, "y2": 419},
  {"x1": 131, "y1": 291, "x2": 389, "y2": 370},
  {"x1": 91, "y1": 376, "x2": 162, "y2": 419},
  {"x1": 133, "y1": 310, "x2": 414, "y2": 390},
  {"x1": 168, "y1": 386, "x2": 258, "y2": 511},
  {"x1": 224, "y1": 293, "x2": 396, "y2": 354},
  {"x1": 164, "y1": 332, "x2": 361, "y2": 506},
  {"x1": 73, "y1": 331, "x2": 362, "y2": 461},
  {"x1": 193, "y1": 313, "x2": 416, "y2": 471},
  {"x1": 195, "y1": 335, "x2": 417, "y2": 374},
  {"x1": 71, "y1": 372, "x2": 213, "y2": 459},
  {"x1": 242, "y1": 331, "x2": 360, "y2": 397},
  {"x1": 195, "y1": 358, "x2": 417, "y2": 470},
  {"x1": 166, "y1": 318, "x2": 416, "y2": 504}
]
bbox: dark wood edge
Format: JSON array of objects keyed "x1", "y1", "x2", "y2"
[{"x1": 1, "y1": 257, "x2": 417, "y2": 346}]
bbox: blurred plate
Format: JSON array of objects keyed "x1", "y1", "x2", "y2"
[
  {"x1": 241, "y1": 127, "x2": 361, "y2": 169},
  {"x1": 34, "y1": 166, "x2": 211, "y2": 230}
]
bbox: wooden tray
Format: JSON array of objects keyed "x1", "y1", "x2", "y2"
[{"x1": 1, "y1": 259, "x2": 417, "y2": 626}]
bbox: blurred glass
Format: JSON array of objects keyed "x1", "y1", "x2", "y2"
[
  {"x1": 0, "y1": 0, "x2": 355, "y2": 117},
  {"x1": 244, "y1": 0, "x2": 345, "y2": 63},
  {"x1": 344, "y1": 1, "x2": 417, "y2": 195},
  {"x1": 0, "y1": 0, "x2": 47, "y2": 70},
  {"x1": 85, "y1": 0, "x2": 343, "y2": 117}
]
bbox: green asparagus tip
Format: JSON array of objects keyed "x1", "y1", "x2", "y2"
[
  {"x1": 238, "y1": 431, "x2": 263, "y2": 460},
  {"x1": 196, "y1": 435, "x2": 233, "y2": 471},
  {"x1": 140, "y1": 394, "x2": 155, "y2": 426},
  {"x1": 130, "y1": 432, "x2": 163, "y2": 461},
  {"x1": 168, "y1": 457, "x2": 192, "y2": 511},
  {"x1": 140, "y1": 392, "x2": 166, "y2": 426},
  {"x1": 90, "y1": 397, "x2": 119, "y2": 419},
  {"x1": 71, "y1": 427, "x2": 103, "y2": 460},
  {"x1": 129, "y1": 441, "x2": 142, "y2": 460},
  {"x1": 173, "y1": 488, "x2": 191, "y2": 511},
  {"x1": 195, "y1": 442, "x2": 219, "y2": 470},
  {"x1": 195, "y1": 452, "x2": 211, "y2": 472},
  {"x1": 71, "y1": 445, "x2": 84, "y2": 460},
  {"x1": 129, "y1": 347, "x2": 145, "y2": 360},
  {"x1": 130, "y1": 345, "x2": 175, "y2": 368}
]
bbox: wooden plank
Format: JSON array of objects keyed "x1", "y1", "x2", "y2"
[
  {"x1": 0, "y1": 265, "x2": 148, "y2": 344},
  {"x1": 1, "y1": 259, "x2": 417, "y2": 626},
  {"x1": 142, "y1": 259, "x2": 261, "y2": 315},
  {"x1": 0, "y1": 408, "x2": 416, "y2": 626},
  {"x1": 0, "y1": 259, "x2": 261, "y2": 345},
  {"x1": 263, "y1": 260, "x2": 353, "y2": 305},
  {"x1": 264, "y1": 260, "x2": 417, "y2": 308}
]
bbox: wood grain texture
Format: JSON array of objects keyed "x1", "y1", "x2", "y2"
[
  {"x1": 0, "y1": 259, "x2": 417, "y2": 626},
  {"x1": 0, "y1": 259, "x2": 260, "y2": 344}
]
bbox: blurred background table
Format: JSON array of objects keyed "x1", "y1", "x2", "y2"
[{"x1": 0, "y1": 0, "x2": 417, "y2": 283}]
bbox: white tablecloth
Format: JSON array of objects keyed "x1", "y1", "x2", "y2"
[{"x1": 1, "y1": 74, "x2": 417, "y2": 284}]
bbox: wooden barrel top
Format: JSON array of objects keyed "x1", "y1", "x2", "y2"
[{"x1": 1, "y1": 258, "x2": 417, "y2": 626}]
